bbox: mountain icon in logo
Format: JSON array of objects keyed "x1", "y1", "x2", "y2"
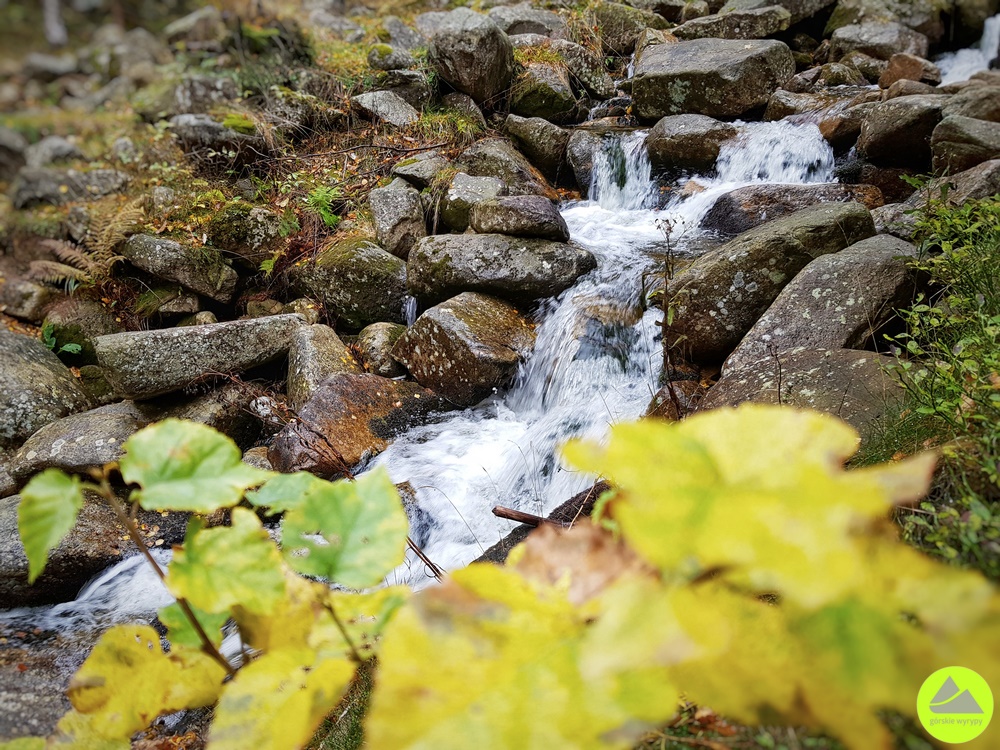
[{"x1": 929, "y1": 676, "x2": 985, "y2": 714}]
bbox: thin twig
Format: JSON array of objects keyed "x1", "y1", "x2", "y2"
[
  {"x1": 407, "y1": 536, "x2": 444, "y2": 581},
  {"x1": 492, "y1": 505, "x2": 571, "y2": 528},
  {"x1": 324, "y1": 600, "x2": 364, "y2": 663},
  {"x1": 263, "y1": 141, "x2": 450, "y2": 163}
]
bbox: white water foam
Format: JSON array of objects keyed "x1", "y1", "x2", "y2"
[{"x1": 937, "y1": 13, "x2": 1000, "y2": 85}]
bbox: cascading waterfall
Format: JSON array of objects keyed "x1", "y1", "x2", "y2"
[{"x1": 937, "y1": 13, "x2": 1000, "y2": 85}]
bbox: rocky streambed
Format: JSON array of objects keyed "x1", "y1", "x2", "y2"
[{"x1": 1, "y1": 0, "x2": 1000, "y2": 741}]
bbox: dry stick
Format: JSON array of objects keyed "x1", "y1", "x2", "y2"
[
  {"x1": 492, "y1": 506, "x2": 571, "y2": 528},
  {"x1": 323, "y1": 601, "x2": 364, "y2": 664},
  {"x1": 264, "y1": 142, "x2": 451, "y2": 163},
  {"x1": 407, "y1": 537, "x2": 445, "y2": 581},
  {"x1": 90, "y1": 467, "x2": 236, "y2": 677}
]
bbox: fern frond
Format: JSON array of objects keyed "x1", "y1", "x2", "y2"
[
  {"x1": 83, "y1": 198, "x2": 145, "y2": 266},
  {"x1": 28, "y1": 260, "x2": 92, "y2": 285},
  {"x1": 39, "y1": 238, "x2": 100, "y2": 276}
]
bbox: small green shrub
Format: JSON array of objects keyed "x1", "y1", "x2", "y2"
[{"x1": 304, "y1": 185, "x2": 342, "y2": 228}]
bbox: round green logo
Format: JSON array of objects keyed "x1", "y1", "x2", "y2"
[{"x1": 918, "y1": 666, "x2": 994, "y2": 743}]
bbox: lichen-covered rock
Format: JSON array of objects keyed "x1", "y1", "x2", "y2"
[
  {"x1": 503, "y1": 115, "x2": 570, "y2": 183},
  {"x1": 488, "y1": 3, "x2": 569, "y2": 37},
  {"x1": 457, "y1": 137, "x2": 558, "y2": 199},
  {"x1": 392, "y1": 150, "x2": 452, "y2": 189},
  {"x1": 700, "y1": 183, "x2": 884, "y2": 234},
  {"x1": 205, "y1": 201, "x2": 283, "y2": 269},
  {"x1": 441, "y1": 172, "x2": 507, "y2": 232},
  {"x1": 122, "y1": 234, "x2": 238, "y2": 304},
  {"x1": 510, "y1": 62, "x2": 578, "y2": 124},
  {"x1": 351, "y1": 90, "x2": 420, "y2": 127},
  {"x1": 428, "y1": 8, "x2": 514, "y2": 105},
  {"x1": 369, "y1": 178, "x2": 426, "y2": 260},
  {"x1": 595, "y1": 2, "x2": 670, "y2": 55},
  {"x1": 665, "y1": 202, "x2": 876, "y2": 363},
  {"x1": 566, "y1": 128, "x2": 605, "y2": 195},
  {"x1": 645, "y1": 114, "x2": 738, "y2": 171},
  {"x1": 11, "y1": 168, "x2": 129, "y2": 208},
  {"x1": 357, "y1": 322, "x2": 408, "y2": 378},
  {"x1": 94, "y1": 315, "x2": 305, "y2": 400},
  {"x1": 829, "y1": 22, "x2": 929, "y2": 61},
  {"x1": 824, "y1": 0, "x2": 949, "y2": 44},
  {"x1": 407, "y1": 233, "x2": 596, "y2": 305},
  {"x1": 368, "y1": 44, "x2": 417, "y2": 71},
  {"x1": 268, "y1": 373, "x2": 453, "y2": 474},
  {"x1": 941, "y1": 85, "x2": 1000, "y2": 122},
  {"x1": 550, "y1": 39, "x2": 616, "y2": 100},
  {"x1": 700, "y1": 348, "x2": 903, "y2": 439},
  {"x1": 168, "y1": 114, "x2": 266, "y2": 166},
  {"x1": 719, "y1": 0, "x2": 837, "y2": 24},
  {"x1": 287, "y1": 324, "x2": 363, "y2": 411},
  {"x1": 0, "y1": 279, "x2": 60, "y2": 324},
  {"x1": 382, "y1": 15, "x2": 424, "y2": 51},
  {"x1": 392, "y1": 292, "x2": 536, "y2": 406},
  {"x1": 0, "y1": 329, "x2": 90, "y2": 450},
  {"x1": 372, "y1": 69, "x2": 434, "y2": 110},
  {"x1": 287, "y1": 238, "x2": 409, "y2": 329},
  {"x1": 931, "y1": 115, "x2": 1000, "y2": 174},
  {"x1": 633, "y1": 39, "x2": 795, "y2": 119},
  {"x1": 673, "y1": 6, "x2": 791, "y2": 40},
  {"x1": 856, "y1": 95, "x2": 944, "y2": 169},
  {"x1": 469, "y1": 195, "x2": 570, "y2": 241},
  {"x1": 723, "y1": 234, "x2": 918, "y2": 373},
  {"x1": 41, "y1": 298, "x2": 124, "y2": 366},
  {"x1": 24, "y1": 136, "x2": 84, "y2": 168}
]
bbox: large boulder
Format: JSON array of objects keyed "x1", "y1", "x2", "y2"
[
  {"x1": 286, "y1": 238, "x2": 409, "y2": 329},
  {"x1": 504, "y1": 115, "x2": 571, "y2": 183},
  {"x1": 204, "y1": 201, "x2": 283, "y2": 270},
  {"x1": 469, "y1": 196, "x2": 570, "y2": 241},
  {"x1": 122, "y1": 234, "x2": 238, "y2": 304},
  {"x1": 268, "y1": 374, "x2": 452, "y2": 474},
  {"x1": 428, "y1": 8, "x2": 515, "y2": 105},
  {"x1": 931, "y1": 115, "x2": 1000, "y2": 174},
  {"x1": 566, "y1": 129, "x2": 606, "y2": 195},
  {"x1": 645, "y1": 114, "x2": 738, "y2": 171},
  {"x1": 595, "y1": 2, "x2": 670, "y2": 55},
  {"x1": 407, "y1": 234, "x2": 596, "y2": 305},
  {"x1": 457, "y1": 137, "x2": 558, "y2": 199},
  {"x1": 351, "y1": 90, "x2": 420, "y2": 127},
  {"x1": 700, "y1": 349, "x2": 903, "y2": 439},
  {"x1": 828, "y1": 22, "x2": 929, "y2": 61},
  {"x1": 356, "y1": 323, "x2": 408, "y2": 378},
  {"x1": 392, "y1": 292, "x2": 536, "y2": 406},
  {"x1": 510, "y1": 62, "x2": 578, "y2": 124},
  {"x1": 672, "y1": 6, "x2": 791, "y2": 39},
  {"x1": 94, "y1": 315, "x2": 305, "y2": 400},
  {"x1": 440, "y1": 173, "x2": 508, "y2": 232},
  {"x1": 287, "y1": 324, "x2": 363, "y2": 412},
  {"x1": 488, "y1": 3, "x2": 569, "y2": 37},
  {"x1": 633, "y1": 39, "x2": 795, "y2": 120},
  {"x1": 11, "y1": 168, "x2": 129, "y2": 209},
  {"x1": 700, "y1": 183, "x2": 884, "y2": 234},
  {"x1": 41, "y1": 298, "x2": 124, "y2": 366},
  {"x1": 723, "y1": 234, "x2": 918, "y2": 373},
  {"x1": 720, "y1": 0, "x2": 838, "y2": 24},
  {"x1": 0, "y1": 330, "x2": 90, "y2": 450},
  {"x1": 369, "y1": 177, "x2": 426, "y2": 260},
  {"x1": 549, "y1": 39, "x2": 616, "y2": 100},
  {"x1": 941, "y1": 85, "x2": 1000, "y2": 123},
  {"x1": 391, "y1": 150, "x2": 451, "y2": 189},
  {"x1": 665, "y1": 202, "x2": 877, "y2": 363},
  {"x1": 856, "y1": 95, "x2": 944, "y2": 169}
]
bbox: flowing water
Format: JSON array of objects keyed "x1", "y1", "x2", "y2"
[{"x1": 937, "y1": 13, "x2": 1000, "y2": 85}]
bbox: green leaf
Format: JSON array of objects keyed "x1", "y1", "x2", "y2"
[
  {"x1": 58, "y1": 342, "x2": 82, "y2": 355},
  {"x1": 167, "y1": 507, "x2": 286, "y2": 615},
  {"x1": 208, "y1": 649, "x2": 354, "y2": 750},
  {"x1": 158, "y1": 601, "x2": 230, "y2": 649},
  {"x1": 280, "y1": 468, "x2": 409, "y2": 589},
  {"x1": 0, "y1": 739, "x2": 46, "y2": 750},
  {"x1": 18, "y1": 469, "x2": 85, "y2": 583},
  {"x1": 119, "y1": 419, "x2": 273, "y2": 512},
  {"x1": 246, "y1": 471, "x2": 326, "y2": 516}
]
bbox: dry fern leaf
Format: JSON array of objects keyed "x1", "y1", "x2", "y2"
[{"x1": 28, "y1": 259, "x2": 92, "y2": 285}]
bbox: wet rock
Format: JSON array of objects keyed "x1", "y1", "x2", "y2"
[
  {"x1": 665, "y1": 202, "x2": 876, "y2": 363},
  {"x1": 818, "y1": 101, "x2": 879, "y2": 149},
  {"x1": 287, "y1": 324, "x2": 363, "y2": 411},
  {"x1": 877, "y1": 53, "x2": 941, "y2": 88},
  {"x1": 489, "y1": 3, "x2": 569, "y2": 37},
  {"x1": 595, "y1": 2, "x2": 670, "y2": 55},
  {"x1": 242, "y1": 445, "x2": 272, "y2": 472},
  {"x1": 503, "y1": 115, "x2": 570, "y2": 183},
  {"x1": 673, "y1": 6, "x2": 791, "y2": 40},
  {"x1": 510, "y1": 62, "x2": 578, "y2": 124},
  {"x1": 428, "y1": 8, "x2": 514, "y2": 105},
  {"x1": 829, "y1": 22, "x2": 929, "y2": 61},
  {"x1": 0, "y1": 279, "x2": 60, "y2": 324},
  {"x1": 391, "y1": 150, "x2": 451, "y2": 189},
  {"x1": 369, "y1": 178, "x2": 426, "y2": 260},
  {"x1": 205, "y1": 201, "x2": 283, "y2": 270},
  {"x1": 633, "y1": 39, "x2": 795, "y2": 119},
  {"x1": 351, "y1": 90, "x2": 420, "y2": 127},
  {"x1": 392, "y1": 292, "x2": 536, "y2": 406},
  {"x1": 857, "y1": 95, "x2": 944, "y2": 169},
  {"x1": 566, "y1": 129, "x2": 605, "y2": 195},
  {"x1": 268, "y1": 373, "x2": 452, "y2": 474},
  {"x1": 0, "y1": 491, "x2": 189, "y2": 608},
  {"x1": 41, "y1": 298, "x2": 124, "y2": 366},
  {"x1": 931, "y1": 115, "x2": 1000, "y2": 174},
  {"x1": 356, "y1": 323, "x2": 407, "y2": 378},
  {"x1": 408, "y1": 233, "x2": 596, "y2": 305},
  {"x1": 645, "y1": 114, "x2": 738, "y2": 171},
  {"x1": 11, "y1": 168, "x2": 129, "y2": 209},
  {"x1": 122, "y1": 234, "x2": 238, "y2": 304},
  {"x1": 94, "y1": 315, "x2": 304, "y2": 400},
  {"x1": 701, "y1": 183, "x2": 884, "y2": 234},
  {"x1": 841, "y1": 50, "x2": 888, "y2": 82},
  {"x1": 287, "y1": 238, "x2": 408, "y2": 329},
  {"x1": 817, "y1": 61, "x2": 869, "y2": 86},
  {"x1": 646, "y1": 380, "x2": 705, "y2": 420},
  {"x1": 723, "y1": 234, "x2": 918, "y2": 373},
  {"x1": 550, "y1": 39, "x2": 617, "y2": 100},
  {"x1": 942, "y1": 85, "x2": 1000, "y2": 122},
  {"x1": 0, "y1": 330, "x2": 90, "y2": 450},
  {"x1": 457, "y1": 137, "x2": 558, "y2": 199},
  {"x1": 0, "y1": 126, "x2": 27, "y2": 181},
  {"x1": 881, "y1": 78, "x2": 942, "y2": 99},
  {"x1": 440, "y1": 172, "x2": 507, "y2": 232},
  {"x1": 24, "y1": 136, "x2": 84, "y2": 168},
  {"x1": 469, "y1": 195, "x2": 570, "y2": 241}
]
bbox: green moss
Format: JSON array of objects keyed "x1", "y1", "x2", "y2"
[
  {"x1": 222, "y1": 113, "x2": 257, "y2": 135},
  {"x1": 369, "y1": 43, "x2": 394, "y2": 57},
  {"x1": 513, "y1": 44, "x2": 566, "y2": 68}
]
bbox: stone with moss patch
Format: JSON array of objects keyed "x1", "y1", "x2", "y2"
[{"x1": 122, "y1": 234, "x2": 239, "y2": 304}]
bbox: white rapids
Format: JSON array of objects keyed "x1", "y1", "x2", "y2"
[{"x1": 937, "y1": 13, "x2": 1000, "y2": 85}]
